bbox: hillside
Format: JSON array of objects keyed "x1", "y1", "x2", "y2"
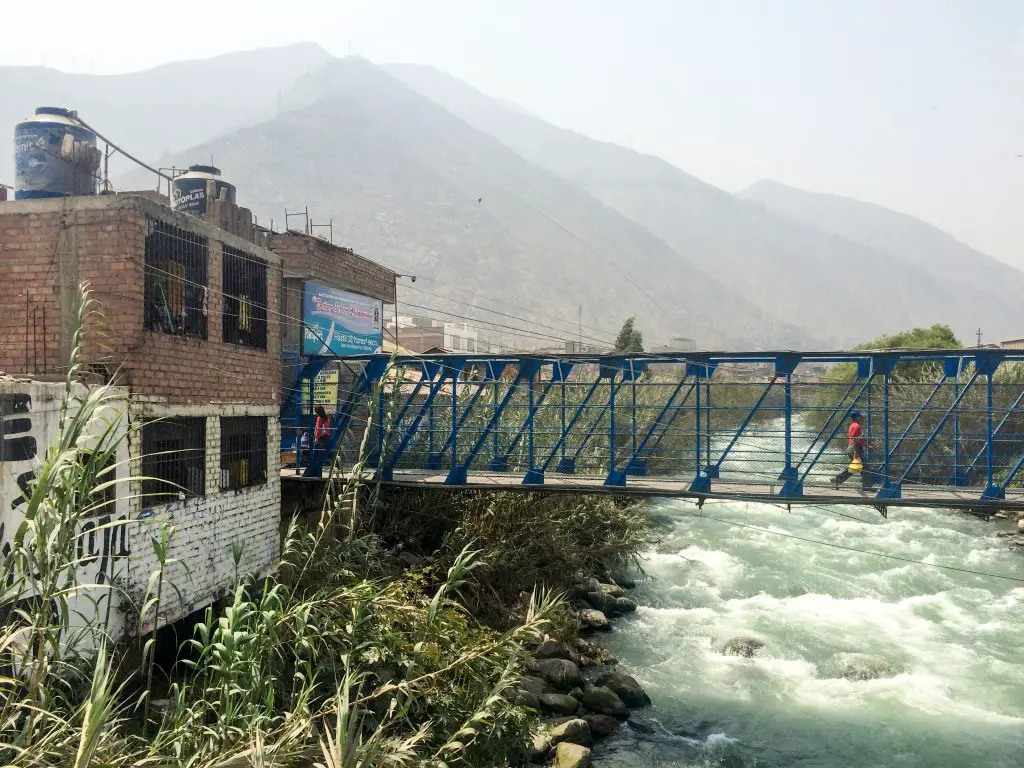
[
  {"x1": 0, "y1": 43, "x2": 332, "y2": 185},
  {"x1": 740, "y1": 180, "x2": 1024, "y2": 318},
  {"x1": 387, "y1": 63, "x2": 1024, "y2": 344},
  {"x1": 135, "y1": 57, "x2": 808, "y2": 348}
]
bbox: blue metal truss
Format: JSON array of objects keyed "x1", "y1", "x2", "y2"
[{"x1": 281, "y1": 350, "x2": 1024, "y2": 509}]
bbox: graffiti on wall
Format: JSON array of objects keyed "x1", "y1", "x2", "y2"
[{"x1": 1, "y1": 389, "x2": 131, "y2": 588}]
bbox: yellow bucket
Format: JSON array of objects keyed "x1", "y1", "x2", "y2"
[{"x1": 848, "y1": 456, "x2": 863, "y2": 473}]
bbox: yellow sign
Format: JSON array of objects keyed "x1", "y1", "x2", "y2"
[{"x1": 301, "y1": 368, "x2": 339, "y2": 413}]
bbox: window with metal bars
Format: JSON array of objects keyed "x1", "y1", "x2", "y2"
[
  {"x1": 141, "y1": 418, "x2": 206, "y2": 503},
  {"x1": 144, "y1": 219, "x2": 208, "y2": 339},
  {"x1": 220, "y1": 416, "x2": 268, "y2": 491},
  {"x1": 222, "y1": 247, "x2": 268, "y2": 349}
]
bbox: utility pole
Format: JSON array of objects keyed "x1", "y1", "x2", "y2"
[
  {"x1": 977, "y1": 327, "x2": 983, "y2": 348},
  {"x1": 578, "y1": 304, "x2": 583, "y2": 351}
]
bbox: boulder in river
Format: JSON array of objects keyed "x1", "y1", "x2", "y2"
[
  {"x1": 537, "y1": 638, "x2": 579, "y2": 664},
  {"x1": 720, "y1": 636, "x2": 766, "y2": 658},
  {"x1": 595, "y1": 671, "x2": 651, "y2": 708},
  {"x1": 554, "y1": 741, "x2": 592, "y2": 768},
  {"x1": 579, "y1": 609, "x2": 611, "y2": 631},
  {"x1": 518, "y1": 674, "x2": 548, "y2": 696},
  {"x1": 535, "y1": 658, "x2": 583, "y2": 690},
  {"x1": 539, "y1": 693, "x2": 579, "y2": 716},
  {"x1": 546, "y1": 717, "x2": 593, "y2": 748},
  {"x1": 598, "y1": 582, "x2": 625, "y2": 598},
  {"x1": 612, "y1": 596, "x2": 638, "y2": 614},
  {"x1": 584, "y1": 713, "x2": 620, "y2": 738},
  {"x1": 819, "y1": 652, "x2": 904, "y2": 681},
  {"x1": 509, "y1": 688, "x2": 540, "y2": 710},
  {"x1": 584, "y1": 590, "x2": 620, "y2": 614},
  {"x1": 581, "y1": 684, "x2": 629, "y2": 719}
]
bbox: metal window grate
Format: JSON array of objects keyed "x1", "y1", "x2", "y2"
[
  {"x1": 144, "y1": 218, "x2": 208, "y2": 339},
  {"x1": 220, "y1": 416, "x2": 268, "y2": 491},
  {"x1": 222, "y1": 246, "x2": 268, "y2": 349},
  {"x1": 141, "y1": 417, "x2": 206, "y2": 503}
]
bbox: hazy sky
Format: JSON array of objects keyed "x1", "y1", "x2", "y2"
[{"x1": 1, "y1": 0, "x2": 1022, "y2": 267}]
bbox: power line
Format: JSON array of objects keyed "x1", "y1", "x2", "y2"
[
  {"x1": 400, "y1": 282, "x2": 615, "y2": 348},
  {"x1": 403, "y1": 274, "x2": 618, "y2": 341}
]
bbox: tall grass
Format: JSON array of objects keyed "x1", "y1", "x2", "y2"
[{"x1": 0, "y1": 288, "x2": 558, "y2": 767}]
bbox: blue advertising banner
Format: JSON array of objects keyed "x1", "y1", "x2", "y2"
[{"x1": 302, "y1": 282, "x2": 383, "y2": 356}]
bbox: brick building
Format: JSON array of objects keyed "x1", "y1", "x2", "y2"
[
  {"x1": 270, "y1": 231, "x2": 396, "y2": 462},
  {"x1": 0, "y1": 193, "x2": 282, "y2": 638}
]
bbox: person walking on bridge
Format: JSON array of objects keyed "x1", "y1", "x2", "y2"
[
  {"x1": 314, "y1": 406, "x2": 332, "y2": 464},
  {"x1": 831, "y1": 410, "x2": 873, "y2": 491}
]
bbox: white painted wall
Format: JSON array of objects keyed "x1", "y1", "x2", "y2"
[
  {"x1": 1, "y1": 379, "x2": 282, "y2": 644},
  {"x1": 1, "y1": 378, "x2": 132, "y2": 643}
]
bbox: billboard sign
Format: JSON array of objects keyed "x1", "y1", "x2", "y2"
[{"x1": 302, "y1": 282, "x2": 383, "y2": 356}]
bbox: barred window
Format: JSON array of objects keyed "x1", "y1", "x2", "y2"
[
  {"x1": 220, "y1": 417, "x2": 268, "y2": 491},
  {"x1": 144, "y1": 219, "x2": 208, "y2": 339},
  {"x1": 222, "y1": 247, "x2": 268, "y2": 349},
  {"x1": 141, "y1": 418, "x2": 206, "y2": 503}
]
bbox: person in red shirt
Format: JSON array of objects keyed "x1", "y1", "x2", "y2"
[
  {"x1": 831, "y1": 410, "x2": 873, "y2": 490},
  {"x1": 313, "y1": 406, "x2": 332, "y2": 462}
]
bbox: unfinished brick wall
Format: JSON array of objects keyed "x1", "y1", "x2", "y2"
[
  {"x1": 268, "y1": 232, "x2": 396, "y2": 304},
  {"x1": 0, "y1": 195, "x2": 282, "y2": 405}
]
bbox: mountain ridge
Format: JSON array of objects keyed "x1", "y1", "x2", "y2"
[{"x1": 386, "y1": 62, "x2": 1024, "y2": 345}]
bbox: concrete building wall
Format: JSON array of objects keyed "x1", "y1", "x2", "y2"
[
  {"x1": 0, "y1": 377, "x2": 281, "y2": 642},
  {"x1": 1, "y1": 377, "x2": 131, "y2": 641},
  {"x1": 0, "y1": 195, "x2": 282, "y2": 406},
  {"x1": 128, "y1": 402, "x2": 281, "y2": 633}
]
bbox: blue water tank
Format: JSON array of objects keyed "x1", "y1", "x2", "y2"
[
  {"x1": 171, "y1": 164, "x2": 236, "y2": 216},
  {"x1": 14, "y1": 107, "x2": 100, "y2": 199}
]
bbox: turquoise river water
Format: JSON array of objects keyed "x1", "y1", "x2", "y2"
[{"x1": 596, "y1": 499, "x2": 1024, "y2": 767}]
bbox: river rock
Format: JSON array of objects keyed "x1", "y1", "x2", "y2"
[
  {"x1": 554, "y1": 742, "x2": 592, "y2": 768},
  {"x1": 578, "y1": 577, "x2": 602, "y2": 593},
  {"x1": 820, "y1": 652, "x2": 903, "y2": 681},
  {"x1": 568, "y1": 686, "x2": 584, "y2": 701},
  {"x1": 537, "y1": 638, "x2": 579, "y2": 664},
  {"x1": 531, "y1": 732, "x2": 552, "y2": 761},
  {"x1": 518, "y1": 674, "x2": 548, "y2": 696},
  {"x1": 581, "y1": 684, "x2": 629, "y2": 719},
  {"x1": 546, "y1": 717, "x2": 592, "y2": 748},
  {"x1": 579, "y1": 609, "x2": 611, "y2": 631},
  {"x1": 598, "y1": 582, "x2": 625, "y2": 598},
  {"x1": 584, "y1": 590, "x2": 619, "y2": 615},
  {"x1": 584, "y1": 713, "x2": 620, "y2": 737},
  {"x1": 612, "y1": 597, "x2": 638, "y2": 614},
  {"x1": 535, "y1": 658, "x2": 583, "y2": 689},
  {"x1": 721, "y1": 636, "x2": 765, "y2": 658},
  {"x1": 510, "y1": 688, "x2": 540, "y2": 710},
  {"x1": 539, "y1": 693, "x2": 579, "y2": 716},
  {"x1": 610, "y1": 571, "x2": 637, "y2": 589},
  {"x1": 595, "y1": 671, "x2": 651, "y2": 708},
  {"x1": 1018, "y1": 518, "x2": 1024, "y2": 532}
]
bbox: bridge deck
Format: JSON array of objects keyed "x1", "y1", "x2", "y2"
[{"x1": 281, "y1": 468, "x2": 1024, "y2": 511}]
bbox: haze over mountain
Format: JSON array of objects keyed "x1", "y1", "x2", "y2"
[
  {"x1": 0, "y1": 43, "x2": 331, "y2": 184},
  {"x1": 137, "y1": 57, "x2": 806, "y2": 348},
  {"x1": 740, "y1": 180, "x2": 1024, "y2": 318},
  {"x1": 387, "y1": 63, "x2": 1024, "y2": 345},
  {"x1": 3, "y1": 44, "x2": 1021, "y2": 348}
]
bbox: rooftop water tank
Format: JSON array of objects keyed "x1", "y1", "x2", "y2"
[
  {"x1": 14, "y1": 107, "x2": 100, "y2": 199},
  {"x1": 171, "y1": 165, "x2": 236, "y2": 216}
]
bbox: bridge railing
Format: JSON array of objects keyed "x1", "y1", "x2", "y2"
[{"x1": 282, "y1": 350, "x2": 1024, "y2": 503}]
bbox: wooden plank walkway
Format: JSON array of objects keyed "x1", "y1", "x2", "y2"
[{"x1": 281, "y1": 468, "x2": 1024, "y2": 511}]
